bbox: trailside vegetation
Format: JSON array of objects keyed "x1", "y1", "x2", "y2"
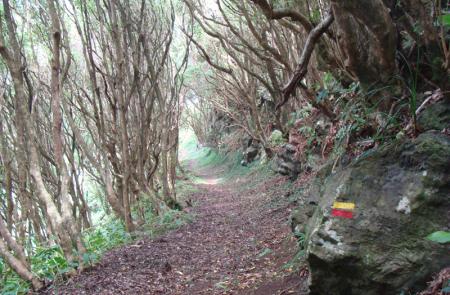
[{"x1": 0, "y1": 0, "x2": 449, "y2": 293}]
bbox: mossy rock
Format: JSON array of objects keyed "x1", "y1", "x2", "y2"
[
  {"x1": 417, "y1": 100, "x2": 450, "y2": 132},
  {"x1": 300, "y1": 131, "x2": 450, "y2": 295}
]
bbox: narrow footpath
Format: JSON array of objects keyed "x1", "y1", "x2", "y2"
[{"x1": 44, "y1": 161, "x2": 307, "y2": 294}]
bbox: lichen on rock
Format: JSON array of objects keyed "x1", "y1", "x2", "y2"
[{"x1": 293, "y1": 131, "x2": 450, "y2": 295}]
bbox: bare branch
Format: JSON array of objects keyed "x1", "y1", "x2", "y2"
[
  {"x1": 249, "y1": 0, "x2": 313, "y2": 32},
  {"x1": 278, "y1": 12, "x2": 334, "y2": 110}
]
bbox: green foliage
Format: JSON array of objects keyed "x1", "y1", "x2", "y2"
[
  {"x1": 31, "y1": 246, "x2": 71, "y2": 279},
  {"x1": 1, "y1": 218, "x2": 134, "y2": 294},
  {"x1": 175, "y1": 179, "x2": 200, "y2": 207},
  {"x1": 0, "y1": 245, "x2": 73, "y2": 294},
  {"x1": 139, "y1": 209, "x2": 193, "y2": 237},
  {"x1": 310, "y1": 9, "x2": 321, "y2": 23},
  {"x1": 180, "y1": 128, "x2": 251, "y2": 180},
  {"x1": 329, "y1": 78, "x2": 407, "y2": 161},
  {"x1": 269, "y1": 130, "x2": 284, "y2": 146},
  {"x1": 441, "y1": 14, "x2": 450, "y2": 26},
  {"x1": 283, "y1": 231, "x2": 306, "y2": 271},
  {"x1": 426, "y1": 231, "x2": 450, "y2": 244},
  {"x1": 286, "y1": 104, "x2": 313, "y2": 127},
  {"x1": 159, "y1": 210, "x2": 191, "y2": 231},
  {"x1": 330, "y1": 81, "x2": 374, "y2": 157},
  {"x1": 398, "y1": 48, "x2": 424, "y2": 129},
  {"x1": 84, "y1": 219, "x2": 132, "y2": 256},
  {"x1": 0, "y1": 209, "x2": 192, "y2": 294},
  {"x1": 196, "y1": 148, "x2": 226, "y2": 168},
  {"x1": 294, "y1": 231, "x2": 306, "y2": 248},
  {"x1": 1, "y1": 278, "x2": 29, "y2": 295},
  {"x1": 0, "y1": 258, "x2": 29, "y2": 295},
  {"x1": 311, "y1": 71, "x2": 406, "y2": 163},
  {"x1": 299, "y1": 126, "x2": 319, "y2": 147}
]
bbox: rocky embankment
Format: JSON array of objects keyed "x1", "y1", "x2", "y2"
[{"x1": 292, "y1": 131, "x2": 450, "y2": 294}]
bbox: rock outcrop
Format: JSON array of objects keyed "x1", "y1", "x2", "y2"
[
  {"x1": 273, "y1": 144, "x2": 301, "y2": 178},
  {"x1": 240, "y1": 137, "x2": 261, "y2": 166},
  {"x1": 294, "y1": 131, "x2": 450, "y2": 295},
  {"x1": 418, "y1": 99, "x2": 450, "y2": 132}
]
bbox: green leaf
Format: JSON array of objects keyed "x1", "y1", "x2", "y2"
[
  {"x1": 53, "y1": 256, "x2": 68, "y2": 266},
  {"x1": 441, "y1": 14, "x2": 450, "y2": 26},
  {"x1": 426, "y1": 231, "x2": 450, "y2": 244},
  {"x1": 82, "y1": 253, "x2": 91, "y2": 264}
]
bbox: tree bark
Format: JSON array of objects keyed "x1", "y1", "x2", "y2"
[{"x1": 0, "y1": 238, "x2": 42, "y2": 290}]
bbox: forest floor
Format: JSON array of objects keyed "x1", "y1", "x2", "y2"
[{"x1": 41, "y1": 157, "x2": 307, "y2": 295}]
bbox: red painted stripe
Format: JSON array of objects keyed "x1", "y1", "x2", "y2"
[{"x1": 331, "y1": 209, "x2": 353, "y2": 219}]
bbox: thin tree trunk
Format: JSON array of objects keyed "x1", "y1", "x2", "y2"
[{"x1": 0, "y1": 238, "x2": 42, "y2": 290}]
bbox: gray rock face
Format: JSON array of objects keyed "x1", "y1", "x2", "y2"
[
  {"x1": 418, "y1": 100, "x2": 450, "y2": 132},
  {"x1": 297, "y1": 131, "x2": 450, "y2": 295},
  {"x1": 241, "y1": 137, "x2": 261, "y2": 166},
  {"x1": 241, "y1": 145, "x2": 260, "y2": 166},
  {"x1": 273, "y1": 144, "x2": 301, "y2": 178}
]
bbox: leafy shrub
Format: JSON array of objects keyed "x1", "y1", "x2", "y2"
[
  {"x1": 84, "y1": 219, "x2": 132, "y2": 256},
  {"x1": 0, "y1": 219, "x2": 133, "y2": 295},
  {"x1": 31, "y1": 246, "x2": 71, "y2": 280},
  {"x1": 287, "y1": 104, "x2": 313, "y2": 128},
  {"x1": 0, "y1": 258, "x2": 29, "y2": 295},
  {"x1": 142, "y1": 209, "x2": 193, "y2": 237},
  {"x1": 1, "y1": 245, "x2": 72, "y2": 295},
  {"x1": 299, "y1": 126, "x2": 318, "y2": 147},
  {"x1": 269, "y1": 129, "x2": 284, "y2": 146}
]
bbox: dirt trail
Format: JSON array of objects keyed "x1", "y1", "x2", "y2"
[{"x1": 43, "y1": 162, "x2": 307, "y2": 294}]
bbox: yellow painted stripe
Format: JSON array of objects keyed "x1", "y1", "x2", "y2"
[{"x1": 332, "y1": 201, "x2": 355, "y2": 210}]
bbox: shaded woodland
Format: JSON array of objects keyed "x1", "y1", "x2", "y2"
[{"x1": 0, "y1": 0, "x2": 449, "y2": 294}]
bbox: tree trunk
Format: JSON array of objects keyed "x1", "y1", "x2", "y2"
[{"x1": 0, "y1": 238, "x2": 42, "y2": 290}]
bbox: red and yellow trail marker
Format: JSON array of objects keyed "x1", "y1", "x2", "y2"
[{"x1": 331, "y1": 201, "x2": 355, "y2": 219}]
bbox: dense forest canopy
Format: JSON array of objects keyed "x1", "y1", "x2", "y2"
[{"x1": 0, "y1": 0, "x2": 449, "y2": 293}]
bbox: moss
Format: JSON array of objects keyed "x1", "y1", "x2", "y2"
[
  {"x1": 415, "y1": 134, "x2": 450, "y2": 154},
  {"x1": 417, "y1": 101, "x2": 450, "y2": 131},
  {"x1": 413, "y1": 133, "x2": 450, "y2": 170},
  {"x1": 302, "y1": 132, "x2": 450, "y2": 294},
  {"x1": 269, "y1": 129, "x2": 284, "y2": 146},
  {"x1": 416, "y1": 191, "x2": 427, "y2": 202}
]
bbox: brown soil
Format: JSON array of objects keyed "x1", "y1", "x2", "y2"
[{"x1": 40, "y1": 162, "x2": 307, "y2": 295}]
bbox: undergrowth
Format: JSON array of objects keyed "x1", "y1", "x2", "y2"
[
  {"x1": 180, "y1": 128, "x2": 254, "y2": 182},
  {"x1": 0, "y1": 200, "x2": 192, "y2": 295},
  {"x1": 0, "y1": 219, "x2": 132, "y2": 294},
  {"x1": 283, "y1": 231, "x2": 306, "y2": 271},
  {"x1": 138, "y1": 209, "x2": 193, "y2": 237}
]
